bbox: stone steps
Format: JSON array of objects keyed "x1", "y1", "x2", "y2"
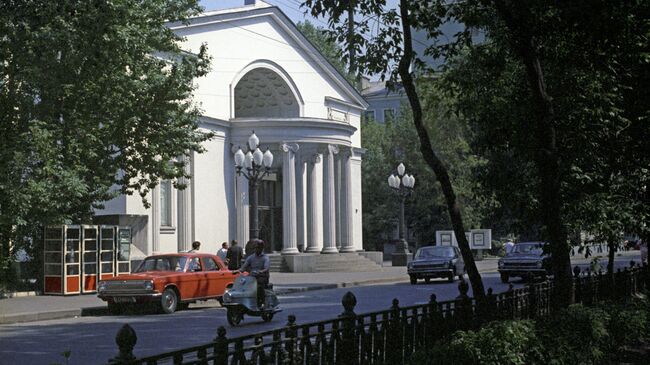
[
  {"x1": 268, "y1": 254, "x2": 290, "y2": 273},
  {"x1": 269, "y1": 252, "x2": 382, "y2": 273}
]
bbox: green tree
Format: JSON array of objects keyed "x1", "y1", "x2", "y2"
[
  {"x1": 296, "y1": 20, "x2": 357, "y2": 87},
  {"x1": 304, "y1": 0, "x2": 488, "y2": 301},
  {"x1": 361, "y1": 86, "x2": 494, "y2": 251},
  {"x1": 0, "y1": 0, "x2": 211, "y2": 288},
  {"x1": 435, "y1": 0, "x2": 649, "y2": 291}
]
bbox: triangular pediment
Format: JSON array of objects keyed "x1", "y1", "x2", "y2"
[{"x1": 167, "y1": 4, "x2": 368, "y2": 110}]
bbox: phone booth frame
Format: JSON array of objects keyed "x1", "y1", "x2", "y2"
[
  {"x1": 43, "y1": 224, "x2": 132, "y2": 295},
  {"x1": 116, "y1": 226, "x2": 132, "y2": 275},
  {"x1": 99, "y1": 226, "x2": 116, "y2": 281},
  {"x1": 43, "y1": 225, "x2": 82, "y2": 295},
  {"x1": 81, "y1": 225, "x2": 99, "y2": 293},
  {"x1": 43, "y1": 226, "x2": 64, "y2": 295}
]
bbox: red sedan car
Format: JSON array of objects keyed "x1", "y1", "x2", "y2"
[{"x1": 98, "y1": 253, "x2": 239, "y2": 314}]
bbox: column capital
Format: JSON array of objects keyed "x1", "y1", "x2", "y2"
[
  {"x1": 280, "y1": 142, "x2": 299, "y2": 153},
  {"x1": 320, "y1": 144, "x2": 339, "y2": 155}
]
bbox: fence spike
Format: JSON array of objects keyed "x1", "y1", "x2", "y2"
[
  {"x1": 573, "y1": 265, "x2": 581, "y2": 278},
  {"x1": 341, "y1": 291, "x2": 357, "y2": 317},
  {"x1": 109, "y1": 324, "x2": 137, "y2": 364}
]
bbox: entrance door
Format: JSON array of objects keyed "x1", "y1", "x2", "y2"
[{"x1": 253, "y1": 177, "x2": 282, "y2": 252}]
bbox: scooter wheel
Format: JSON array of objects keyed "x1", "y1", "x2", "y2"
[
  {"x1": 261, "y1": 311, "x2": 274, "y2": 322},
  {"x1": 227, "y1": 307, "x2": 243, "y2": 326}
]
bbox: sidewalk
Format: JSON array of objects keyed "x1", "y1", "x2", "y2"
[{"x1": 0, "y1": 252, "x2": 640, "y2": 325}]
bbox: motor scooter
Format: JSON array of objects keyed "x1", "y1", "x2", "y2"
[{"x1": 222, "y1": 272, "x2": 281, "y2": 326}]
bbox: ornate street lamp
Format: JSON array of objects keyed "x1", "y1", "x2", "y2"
[
  {"x1": 388, "y1": 163, "x2": 415, "y2": 266},
  {"x1": 234, "y1": 131, "x2": 274, "y2": 241}
]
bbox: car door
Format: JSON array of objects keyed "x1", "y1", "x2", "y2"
[
  {"x1": 202, "y1": 256, "x2": 225, "y2": 298},
  {"x1": 179, "y1": 256, "x2": 203, "y2": 300}
]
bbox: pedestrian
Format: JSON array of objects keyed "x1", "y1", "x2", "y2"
[
  {"x1": 188, "y1": 241, "x2": 201, "y2": 253},
  {"x1": 504, "y1": 239, "x2": 515, "y2": 255},
  {"x1": 226, "y1": 239, "x2": 244, "y2": 270},
  {"x1": 217, "y1": 241, "x2": 228, "y2": 262}
]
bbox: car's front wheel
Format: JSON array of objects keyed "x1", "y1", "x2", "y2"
[
  {"x1": 500, "y1": 272, "x2": 510, "y2": 283},
  {"x1": 161, "y1": 288, "x2": 178, "y2": 314},
  {"x1": 410, "y1": 275, "x2": 417, "y2": 285}
]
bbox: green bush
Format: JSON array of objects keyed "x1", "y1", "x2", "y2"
[
  {"x1": 407, "y1": 320, "x2": 543, "y2": 365},
  {"x1": 535, "y1": 304, "x2": 610, "y2": 364},
  {"x1": 408, "y1": 299, "x2": 650, "y2": 365},
  {"x1": 597, "y1": 299, "x2": 649, "y2": 351}
]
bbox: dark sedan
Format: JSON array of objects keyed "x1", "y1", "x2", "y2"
[
  {"x1": 498, "y1": 242, "x2": 551, "y2": 283},
  {"x1": 407, "y1": 246, "x2": 465, "y2": 284}
]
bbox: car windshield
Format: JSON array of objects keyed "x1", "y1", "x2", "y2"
[
  {"x1": 415, "y1": 246, "x2": 455, "y2": 259},
  {"x1": 511, "y1": 243, "x2": 544, "y2": 255},
  {"x1": 134, "y1": 256, "x2": 188, "y2": 273}
]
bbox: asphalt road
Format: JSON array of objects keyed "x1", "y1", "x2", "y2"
[
  {"x1": 0, "y1": 272, "x2": 521, "y2": 365},
  {"x1": 0, "y1": 257, "x2": 638, "y2": 365}
]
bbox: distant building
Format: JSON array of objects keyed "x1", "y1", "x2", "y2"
[{"x1": 360, "y1": 78, "x2": 406, "y2": 123}]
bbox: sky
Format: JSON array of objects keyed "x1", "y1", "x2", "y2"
[{"x1": 199, "y1": 0, "x2": 401, "y2": 30}]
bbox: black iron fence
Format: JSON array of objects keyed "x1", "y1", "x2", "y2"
[{"x1": 107, "y1": 263, "x2": 649, "y2": 365}]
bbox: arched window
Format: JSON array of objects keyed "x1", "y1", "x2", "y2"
[{"x1": 234, "y1": 67, "x2": 300, "y2": 118}]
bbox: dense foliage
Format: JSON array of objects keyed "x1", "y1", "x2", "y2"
[
  {"x1": 439, "y1": 0, "x2": 650, "y2": 249},
  {"x1": 361, "y1": 84, "x2": 496, "y2": 250},
  {"x1": 0, "y1": 0, "x2": 211, "y2": 289},
  {"x1": 408, "y1": 299, "x2": 650, "y2": 365}
]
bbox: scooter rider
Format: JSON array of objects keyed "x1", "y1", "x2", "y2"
[{"x1": 237, "y1": 239, "x2": 270, "y2": 309}]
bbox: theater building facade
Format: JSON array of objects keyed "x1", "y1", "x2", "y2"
[{"x1": 96, "y1": 1, "x2": 367, "y2": 261}]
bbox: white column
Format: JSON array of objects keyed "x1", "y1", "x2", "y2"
[
  {"x1": 335, "y1": 154, "x2": 342, "y2": 249},
  {"x1": 177, "y1": 154, "x2": 193, "y2": 252},
  {"x1": 236, "y1": 173, "x2": 250, "y2": 247},
  {"x1": 281, "y1": 143, "x2": 300, "y2": 255},
  {"x1": 295, "y1": 155, "x2": 307, "y2": 252},
  {"x1": 151, "y1": 184, "x2": 161, "y2": 254},
  {"x1": 340, "y1": 149, "x2": 356, "y2": 252},
  {"x1": 306, "y1": 153, "x2": 323, "y2": 252},
  {"x1": 322, "y1": 144, "x2": 339, "y2": 254}
]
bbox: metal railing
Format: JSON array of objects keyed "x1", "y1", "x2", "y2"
[{"x1": 106, "y1": 263, "x2": 649, "y2": 365}]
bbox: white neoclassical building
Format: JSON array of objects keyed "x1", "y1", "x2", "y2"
[{"x1": 96, "y1": 1, "x2": 370, "y2": 265}]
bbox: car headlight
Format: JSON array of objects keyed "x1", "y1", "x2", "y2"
[
  {"x1": 498, "y1": 260, "x2": 504, "y2": 268},
  {"x1": 407, "y1": 262, "x2": 413, "y2": 269},
  {"x1": 98, "y1": 281, "x2": 107, "y2": 292},
  {"x1": 536, "y1": 261, "x2": 543, "y2": 268},
  {"x1": 144, "y1": 280, "x2": 154, "y2": 290},
  {"x1": 223, "y1": 292, "x2": 232, "y2": 303}
]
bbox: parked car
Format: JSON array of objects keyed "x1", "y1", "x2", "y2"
[
  {"x1": 407, "y1": 246, "x2": 465, "y2": 284},
  {"x1": 498, "y1": 242, "x2": 551, "y2": 283},
  {"x1": 97, "y1": 253, "x2": 238, "y2": 314}
]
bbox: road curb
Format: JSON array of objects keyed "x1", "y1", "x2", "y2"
[{"x1": 1, "y1": 252, "x2": 640, "y2": 325}]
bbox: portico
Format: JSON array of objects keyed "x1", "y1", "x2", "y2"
[{"x1": 229, "y1": 122, "x2": 363, "y2": 255}]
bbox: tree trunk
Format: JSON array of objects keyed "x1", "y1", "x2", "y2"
[
  {"x1": 491, "y1": 0, "x2": 573, "y2": 307},
  {"x1": 398, "y1": 0, "x2": 485, "y2": 301}
]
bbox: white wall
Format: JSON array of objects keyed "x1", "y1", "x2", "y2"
[{"x1": 173, "y1": 11, "x2": 358, "y2": 123}]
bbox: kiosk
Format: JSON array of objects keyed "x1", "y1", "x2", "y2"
[{"x1": 43, "y1": 225, "x2": 131, "y2": 295}]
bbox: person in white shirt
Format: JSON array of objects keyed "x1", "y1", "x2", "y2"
[
  {"x1": 217, "y1": 242, "x2": 228, "y2": 262},
  {"x1": 505, "y1": 239, "x2": 515, "y2": 255}
]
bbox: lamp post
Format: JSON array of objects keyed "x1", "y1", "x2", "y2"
[
  {"x1": 234, "y1": 131, "x2": 274, "y2": 241},
  {"x1": 388, "y1": 162, "x2": 415, "y2": 266}
]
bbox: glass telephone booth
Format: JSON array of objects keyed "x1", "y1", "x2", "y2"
[{"x1": 43, "y1": 225, "x2": 131, "y2": 295}]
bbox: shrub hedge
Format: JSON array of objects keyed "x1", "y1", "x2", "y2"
[{"x1": 407, "y1": 297, "x2": 649, "y2": 365}]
